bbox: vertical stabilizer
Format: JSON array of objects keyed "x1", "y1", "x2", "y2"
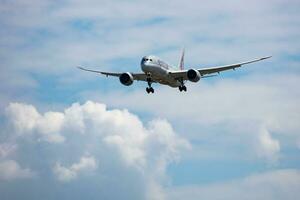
[{"x1": 178, "y1": 48, "x2": 185, "y2": 70}]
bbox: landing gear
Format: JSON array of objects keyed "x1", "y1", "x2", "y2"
[
  {"x1": 146, "y1": 76, "x2": 154, "y2": 94},
  {"x1": 178, "y1": 79, "x2": 187, "y2": 92},
  {"x1": 179, "y1": 85, "x2": 187, "y2": 92},
  {"x1": 146, "y1": 87, "x2": 154, "y2": 93}
]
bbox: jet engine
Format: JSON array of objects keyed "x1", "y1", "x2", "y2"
[
  {"x1": 187, "y1": 69, "x2": 201, "y2": 82},
  {"x1": 119, "y1": 72, "x2": 134, "y2": 86}
]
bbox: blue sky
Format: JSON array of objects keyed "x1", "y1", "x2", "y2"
[{"x1": 0, "y1": 0, "x2": 300, "y2": 199}]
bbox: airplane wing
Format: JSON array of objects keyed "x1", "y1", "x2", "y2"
[
  {"x1": 78, "y1": 67, "x2": 148, "y2": 81},
  {"x1": 169, "y1": 56, "x2": 271, "y2": 80}
]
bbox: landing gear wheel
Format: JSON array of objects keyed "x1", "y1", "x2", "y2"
[
  {"x1": 146, "y1": 76, "x2": 154, "y2": 94},
  {"x1": 146, "y1": 87, "x2": 154, "y2": 94},
  {"x1": 178, "y1": 78, "x2": 187, "y2": 92},
  {"x1": 179, "y1": 85, "x2": 187, "y2": 92}
]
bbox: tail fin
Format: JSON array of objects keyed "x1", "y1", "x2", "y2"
[{"x1": 178, "y1": 48, "x2": 185, "y2": 70}]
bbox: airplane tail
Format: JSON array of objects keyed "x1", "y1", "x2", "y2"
[{"x1": 178, "y1": 48, "x2": 185, "y2": 70}]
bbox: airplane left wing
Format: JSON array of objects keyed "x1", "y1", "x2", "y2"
[
  {"x1": 169, "y1": 56, "x2": 271, "y2": 80},
  {"x1": 78, "y1": 67, "x2": 148, "y2": 81}
]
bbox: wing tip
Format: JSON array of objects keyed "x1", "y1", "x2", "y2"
[
  {"x1": 77, "y1": 66, "x2": 85, "y2": 70},
  {"x1": 261, "y1": 56, "x2": 272, "y2": 60}
]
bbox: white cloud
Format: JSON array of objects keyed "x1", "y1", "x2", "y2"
[
  {"x1": 145, "y1": 119, "x2": 190, "y2": 173},
  {"x1": 60, "y1": 101, "x2": 190, "y2": 170},
  {"x1": 167, "y1": 169, "x2": 300, "y2": 200},
  {"x1": 53, "y1": 155, "x2": 97, "y2": 182},
  {"x1": 0, "y1": 160, "x2": 35, "y2": 180},
  {"x1": 2, "y1": 101, "x2": 189, "y2": 199},
  {"x1": 256, "y1": 127, "x2": 280, "y2": 163},
  {"x1": 5, "y1": 103, "x2": 40, "y2": 134},
  {"x1": 5, "y1": 103, "x2": 65, "y2": 143}
]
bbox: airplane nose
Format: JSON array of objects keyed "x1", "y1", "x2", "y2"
[{"x1": 141, "y1": 62, "x2": 150, "y2": 72}]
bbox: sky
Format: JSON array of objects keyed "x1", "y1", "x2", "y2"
[{"x1": 0, "y1": 0, "x2": 300, "y2": 199}]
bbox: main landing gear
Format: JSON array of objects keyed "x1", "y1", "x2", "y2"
[
  {"x1": 146, "y1": 87, "x2": 154, "y2": 93},
  {"x1": 146, "y1": 77, "x2": 154, "y2": 94},
  {"x1": 179, "y1": 85, "x2": 187, "y2": 92},
  {"x1": 178, "y1": 79, "x2": 187, "y2": 92}
]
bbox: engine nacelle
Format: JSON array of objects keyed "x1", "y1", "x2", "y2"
[
  {"x1": 187, "y1": 69, "x2": 201, "y2": 82},
  {"x1": 119, "y1": 72, "x2": 134, "y2": 86}
]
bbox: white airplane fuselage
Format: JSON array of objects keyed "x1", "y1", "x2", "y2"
[{"x1": 140, "y1": 55, "x2": 181, "y2": 87}]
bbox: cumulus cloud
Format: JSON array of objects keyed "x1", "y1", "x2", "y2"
[
  {"x1": 53, "y1": 155, "x2": 97, "y2": 182},
  {"x1": 63, "y1": 101, "x2": 148, "y2": 167},
  {"x1": 1, "y1": 101, "x2": 189, "y2": 199},
  {"x1": 0, "y1": 160, "x2": 35, "y2": 180},
  {"x1": 167, "y1": 169, "x2": 300, "y2": 200},
  {"x1": 5, "y1": 103, "x2": 65, "y2": 143}
]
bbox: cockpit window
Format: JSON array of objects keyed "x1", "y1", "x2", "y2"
[{"x1": 141, "y1": 57, "x2": 152, "y2": 63}]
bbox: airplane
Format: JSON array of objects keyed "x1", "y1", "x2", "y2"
[{"x1": 78, "y1": 50, "x2": 271, "y2": 93}]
